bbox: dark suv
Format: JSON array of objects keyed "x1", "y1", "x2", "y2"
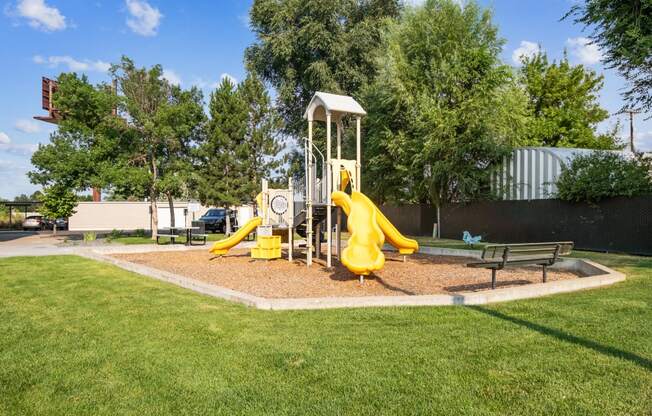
[{"x1": 198, "y1": 209, "x2": 237, "y2": 233}]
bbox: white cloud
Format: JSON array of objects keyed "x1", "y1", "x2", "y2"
[
  {"x1": 14, "y1": 119, "x2": 41, "y2": 134},
  {"x1": 636, "y1": 131, "x2": 652, "y2": 152},
  {"x1": 162, "y1": 69, "x2": 181, "y2": 86},
  {"x1": 125, "y1": 0, "x2": 162, "y2": 37},
  {"x1": 512, "y1": 41, "x2": 541, "y2": 65},
  {"x1": 15, "y1": 0, "x2": 66, "y2": 31},
  {"x1": 0, "y1": 132, "x2": 38, "y2": 156},
  {"x1": 566, "y1": 37, "x2": 602, "y2": 65},
  {"x1": 33, "y1": 55, "x2": 111, "y2": 73},
  {"x1": 210, "y1": 73, "x2": 238, "y2": 88},
  {"x1": 192, "y1": 73, "x2": 239, "y2": 90},
  {"x1": 0, "y1": 160, "x2": 39, "y2": 199},
  {"x1": 237, "y1": 14, "x2": 250, "y2": 29},
  {"x1": 1, "y1": 143, "x2": 38, "y2": 156}
]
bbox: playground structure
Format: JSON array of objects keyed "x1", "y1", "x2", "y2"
[{"x1": 209, "y1": 92, "x2": 418, "y2": 279}]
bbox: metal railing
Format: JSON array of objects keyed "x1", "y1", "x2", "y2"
[{"x1": 301, "y1": 137, "x2": 327, "y2": 204}]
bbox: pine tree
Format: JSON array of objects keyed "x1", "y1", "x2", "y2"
[
  {"x1": 196, "y1": 78, "x2": 250, "y2": 234},
  {"x1": 239, "y1": 73, "x2": 283, "y2": 201}
]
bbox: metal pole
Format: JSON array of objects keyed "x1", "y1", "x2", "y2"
[
  {"x1": 337, "y1": 119, "x2": 342, "y2": 159},
  {"x1": 326, "y1": 113, "x2": 332, "y2": 268},
  {"x1": 288, "y1": 228, "x2": 293, "y2": 261},
  {"x1": 315, "y1": 222, "x2": 321, "y2": 260},
  {"x1": 336, "y1": 120, "x2": 342, "y2": 259},
  {"x1": 307, "y1": 120, "x2": 313, "y2": 266},
  {"x1": 288, "y1": 178, "x2": 293, "y2": 262},
  {"x1": 356, "y1": 116, "x2": 361, "y2": 191}
]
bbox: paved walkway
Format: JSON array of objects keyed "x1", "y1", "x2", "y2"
[
  {"x1": 0, "y1": 231, "x2": 258, "y2": 258},
  {"x1": 0, "y1": 232, "x2": 74, "y2": 257}
]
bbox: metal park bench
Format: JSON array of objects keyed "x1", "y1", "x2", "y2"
[{"x1": 466, "y1": 242, "x2": 574, "y2": 289}]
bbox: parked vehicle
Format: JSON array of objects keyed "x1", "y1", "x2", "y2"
[
  {"x1": 198, "y1": 209, "x2": 237, "y2": 233},
  {"x1": 22, "y1": 215, "x2": 44, "y2": 230},
  {"x1": 52, "y1": 218, "x2": 68, "y2": 231}
]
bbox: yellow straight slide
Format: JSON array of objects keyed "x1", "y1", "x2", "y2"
[
  {"x1": 209, "y1": 216, "x2": 262, "y2": 255},
  {"x1": 371, "y1": 199, "x2": 419, "y2": 255}
]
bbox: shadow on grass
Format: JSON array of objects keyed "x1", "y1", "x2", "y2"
[{"x1": 468, "y1": 305, "x2": 652, "y2": 372}]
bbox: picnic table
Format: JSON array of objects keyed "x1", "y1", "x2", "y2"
[{"x1": 158, "y1": 225, "x2": 205, "y2": 245}]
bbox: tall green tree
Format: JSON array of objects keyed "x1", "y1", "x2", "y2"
[
  {"x1": 30, "y1": 57, "x2": 205, "y2": 238},
  {"x1": 519, "y1": 52, "x2": 620, "y2": 149},
  {"x1": 195, "y1": 78, "x2": 250, "y2": 234},
  {"x1": 38, "y1": 185, "x2": 78, "y2": 236},
  {"x1": 239, "y1": 73, "x2": 284, "y2": 200},
  {"x1": 363, "y1": 0, "x2": 522, "y2": 235},
  {"x1": 566, "y1": 0, "x2": 652, "y2": 114},
  {"x1": 110, "y1": 57, "x2": 205, "y2": 232},
  {"x1": 195, "y1": 75, "x2": 283, "y2": 233},
  {"x1": 246, "y1": 0, "x2": 401, "y2": 137}
]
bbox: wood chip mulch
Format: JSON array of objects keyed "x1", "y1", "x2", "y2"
[{"x1": 111, "y1": 249, "x2": 582, "y2": 299}]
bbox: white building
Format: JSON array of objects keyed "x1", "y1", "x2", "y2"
[{"x1": 68, "y1": 201, "x2": 254, "y2": 232}]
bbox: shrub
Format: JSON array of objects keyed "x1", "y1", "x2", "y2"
[
  {"x1": 109, "y1": 229, "x2": 123, "y2": 239},
  {"x1": 134, "y1": 228, "x2": 146, "y2": 238},
  {"x1": 83, "y1": 232, "x2": 97, "y2": 243},
  {"x1": 556, "y1": 152, "x2": 652, "y2": 203}
]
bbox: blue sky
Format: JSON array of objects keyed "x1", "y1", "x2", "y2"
[{"x1": 1, "y1": 0, "x2": 650, "y2": 199}]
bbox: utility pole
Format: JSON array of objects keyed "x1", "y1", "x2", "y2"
[{"x1": 617, "y1": 108, "x2": 641, "y2": 152}]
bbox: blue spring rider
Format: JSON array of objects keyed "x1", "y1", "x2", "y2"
[{"x1": 462, "y1": 231, "x2": 482, "y2": 247}]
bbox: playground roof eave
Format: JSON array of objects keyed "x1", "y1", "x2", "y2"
[{"x1": 303, "y1": 92, "x2": 366, "y2": 122}]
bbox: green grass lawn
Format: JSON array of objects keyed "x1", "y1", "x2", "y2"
[
  {"x1": 0, "y1": 252, "x2": 650, "y2": 415},
  {"x1": 109, "y1": 233, "x2": 228, "y2": 245}
]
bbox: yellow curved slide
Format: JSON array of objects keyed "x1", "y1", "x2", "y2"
[
  {"x1": 332, "y1": 191, "x2": 385, "y2": 275},
  {"x1": 209, "y1": 217, "x2": 262, "y2": 255}
]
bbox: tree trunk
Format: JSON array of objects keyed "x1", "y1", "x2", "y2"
[
  {"x1": 167, "y1": 192, "x2": 175, "y2": 228},
  {"x1": 150, "y1": 198, "x2": 158, "y2": 240},
  {"x1": 436, "y1": 203, "x2": 441, "y2": 239},
  {"x1": 225, "y1": 207, "x2": 232, "y2": 235},
  {"x1": 150, "y1": 156, "x2": 159, "y2": 240},
  {"x1": 53, "y1": 223, "x2": 57, "y2": 237}
]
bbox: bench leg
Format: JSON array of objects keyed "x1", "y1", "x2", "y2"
[
  {"x1": 491, "y1": 269, "x2": 497, "y2": 290},
  {"x1": 542, "y1": 264, "x2": 547, "y2": 283}
]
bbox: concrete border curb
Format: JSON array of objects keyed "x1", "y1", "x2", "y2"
[{"x1": 80, "y1": 246, "x2": 626, "y2": 310}]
